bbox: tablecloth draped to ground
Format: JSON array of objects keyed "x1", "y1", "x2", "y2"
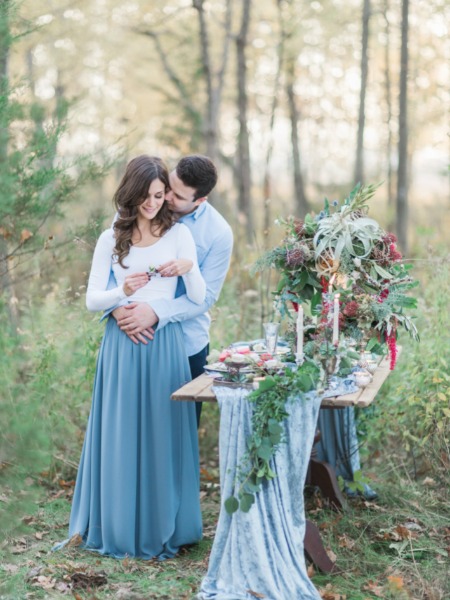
[
  {"x1": 197, "y1": 385, "x2": 322, "y2": 600},
  {"x1": 315, "y1": 406, "x2": 361, "y2": 482}
]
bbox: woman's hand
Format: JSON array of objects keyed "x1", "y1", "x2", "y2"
[
  {"x1": 157, "y1": 259, "x2": 193, "y2": 277},
  {"x1": 123, "y1": 272, "x2": 150, "y2": 296}
]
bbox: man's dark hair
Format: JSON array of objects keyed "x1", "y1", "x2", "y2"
[{"x1": 176, "y1": 154, "x2": 218, "y2": 201}]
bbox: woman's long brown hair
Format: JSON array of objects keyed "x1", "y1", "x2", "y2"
[{"x1": 112, "y1": 155, "x2": 173, "y2": 268}]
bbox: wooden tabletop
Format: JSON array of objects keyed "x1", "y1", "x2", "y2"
[{"x1": 172, "y1": 352, "x2": 397, "y2": 408}]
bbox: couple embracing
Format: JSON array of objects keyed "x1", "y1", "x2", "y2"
[{"x1": 64, "y1": 154, "x2": 233, "y2": 560}]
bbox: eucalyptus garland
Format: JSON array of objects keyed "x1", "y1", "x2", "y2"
[{"x1": 224, "y1": 360, "x2": 322, "y2": 514}]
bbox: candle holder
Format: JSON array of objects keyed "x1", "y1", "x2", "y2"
[
  {"x1": 324, "y1": 354, "x2": 340, "y2": 388},
  {"x1": 295, "y1": 352, "x2": 304, "y2": 366}
]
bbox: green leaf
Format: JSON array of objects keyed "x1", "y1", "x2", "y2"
[
  {"x1": 254, "y1": 377, "x2": 276, "y2": 394},
  {"x1": 239, "y1": 493, "x2": 255, "y2": 513},
  {"x1": 224, "y1": 496, "x2": 239, "y2": 514},
  {"x1": 374, "y1": 264, "x2": 394, "y2": 279},
  {"x1": 268, "y1": 419, "x2": 283, "y2": 435},
  {"x1": 311, "y1": 291, "x2": 322, "y2": 313},
  {"x1": 366, "y1": 337, "x2": 378, "y2": 351},
  {"x1": 269, "y1": 431, "x2": 282, "y2": 445},
  {"x1": 245, "y1": 480, "x2": 261, "y2": 493},
  {"x1": 257, "y1": 444, "x2": 273, "y2": 461}
]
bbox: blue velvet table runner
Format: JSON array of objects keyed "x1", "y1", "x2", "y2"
[{"x1": 197, "y1": 385, "x2": 323, "y2": 600}]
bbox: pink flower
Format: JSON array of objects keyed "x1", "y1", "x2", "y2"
[
  {"x1": 378, "y1": 289, "x2": 389, "y2": 303},
  {"x1": 343, "y1": 301, "x2": 359, "y2": 317},
  {"x1": 386, "y1": 329, "x2": 397, "y2": 370}
]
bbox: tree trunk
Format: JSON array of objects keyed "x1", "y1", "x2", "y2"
[
  {"x1": 286, "y1": 58, "x2": 309, "y2": 217},
  {"x1": 0, "y1": 0, "x2": 19, "y2": 329},
  {"x1": 193, "y1": 0, "x2": 232, "y2": 166},
  {"x1": 382, "y1": 0, "x2": 394, "y2": 207},
  {"x1": 0, "y1": 0, "x2": 10, "y2": 162},
  {"x1": 236, "y1": 0, "x2": 253, "y2": 242},
  {"x1": 396, "y1": 0, "x2": 409, "y2": 253},
  {"x1": 262, "y1": 0, "x2": 286, "y2": 249},
  {"x1": 354, "y1": 0, "x2": 371, "y2": 185}
]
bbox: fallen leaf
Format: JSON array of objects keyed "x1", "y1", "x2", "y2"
[
  {"x1": 387, "y1": 575, "x2": 404, "y2": 591},
  {"x1": 363, "y1": 581, "x2": 384, "y2": 598},
  {"x1": 422, "y1": 477, "x2": 435, "y2": 486},
  {"x1": 394, "y1": 525, "x2": 415, "y2": 540},
  {"x1": 326, "y1": 548, "x2": 337, "y2": 563},
  {"x1": 319, "y1": 586, "x2": 347, "y2": 600},
  {"x1": 58, "y1": 479, "x2": 75, "y2": 488},
  {"x1": 71, "y1": 571, "x2": 107, "y2": 590},
  {"x1": 0, "y1": 226, "x2": 12, "y2": 238},
  {"x1": 22, "y1": 515, "x2": 36, "y2": 525},
  {"x1": 20, "y1": 229, "x2": 33, "y2": 243},
  {"x1": 67, "y1": 533, "x2": 83, "y2": 547},
  {"x1": 338, "y1": 534, "x2": 356, "y2": 549},
  {"x1": 2, "y1": 564, "x2": 19, "y2": 574},
  {"x1": 32, "y1": 575, "x2": 56, "y2": 590}
]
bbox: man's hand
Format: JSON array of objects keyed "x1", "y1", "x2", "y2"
[{"x1": 112, "y1": 303, "x2": 158, "y2": 345}]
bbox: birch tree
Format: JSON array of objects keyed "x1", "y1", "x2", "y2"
[
  {"x1": 139, "y1": 1, "x2": 233, "y2": 168},
  {"x1": 236, "y1": 0, "x2": 253, "y2": 241},
  {"x1": 354, "y1": 0, "x2": 371, "y2": 185},
  {"x1": 382, "y1": 0, "x2": 394, "y2": 206},
  {"x1": 396, "y1": 0, "x2": 409, "y2": 252}
]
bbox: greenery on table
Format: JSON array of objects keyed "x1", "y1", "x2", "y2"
[
  {"x1": 224, "y1": 359, "x2": 322, "y2": 514},
  {"x1": 252, "y1": 183, "x2": 419, "y2": 367},
  {"x1": 224, "y1": 182, "x2": 422, "y2": 514}
]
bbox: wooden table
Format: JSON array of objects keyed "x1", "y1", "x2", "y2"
[
  {"x1": 172, "y1": 353, "x2": 396, "y2": 574},
  {"x1": 171, "y1": 353, "x2": 394, "y2": 408}
]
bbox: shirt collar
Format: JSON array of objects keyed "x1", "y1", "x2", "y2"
[{"x1": 180, "y1": 201, "x2": 208, "y2": 222}]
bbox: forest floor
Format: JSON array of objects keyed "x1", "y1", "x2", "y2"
[{"x1": 0, "y1": 452, "x2": 449, "y2": 600}]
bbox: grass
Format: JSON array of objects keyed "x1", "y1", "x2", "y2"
[
  {"x1": 0, "y1": 246, "x2": 448, "y2": 599},
  {"x1": 1, "y1": 457, "x2": 448, "y2": 599}
]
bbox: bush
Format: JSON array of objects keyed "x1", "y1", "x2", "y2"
[{"x1": 364, "y1": 256, "x2": 450, "y2": 487}]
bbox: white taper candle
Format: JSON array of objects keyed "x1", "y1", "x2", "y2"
[
  {"x1": 296, "y1": 304, "x2": 304, "y2": 361},
  {"x1": 332, "y1": 293, "x2": 340, "y2": 345}
]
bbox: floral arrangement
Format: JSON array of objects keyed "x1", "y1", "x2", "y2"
[
  {"x1": 222, "y1": 184, "x2": 419, "y2": 514},
  {"x1": 253, "y1": 183, "x2": 419, "y2": 369}
]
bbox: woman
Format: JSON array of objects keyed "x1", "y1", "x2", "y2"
[{"x1": 67, "y1": 155, "x2": 205, "y2": 560}]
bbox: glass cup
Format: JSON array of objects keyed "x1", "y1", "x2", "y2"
[{"x1": 263, "y1": 322, "x2": 280, "y2": 355}]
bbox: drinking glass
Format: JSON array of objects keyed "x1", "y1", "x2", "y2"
[{"x1": 263, "y1": 322, "x2": 280, "y2": 355}]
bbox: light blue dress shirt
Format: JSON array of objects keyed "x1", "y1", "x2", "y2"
[{"x1": 149, "y1": 202, "x2": 233, "y2": 357}]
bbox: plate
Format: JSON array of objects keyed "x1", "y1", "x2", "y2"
[
  {"x1": 230, "y1": 339, "x2": 291, "y2": 355},
  {"x1": 204, "y1": 362, "x2": 255, "y2": 375}
]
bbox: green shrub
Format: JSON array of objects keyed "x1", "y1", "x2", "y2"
[{"x1": 364, "y1": 257, "x2": 450, "y2": 486}]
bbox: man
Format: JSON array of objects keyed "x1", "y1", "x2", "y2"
[{"x1": 112, "y1": 154, "x2": 233, "y2": 425}]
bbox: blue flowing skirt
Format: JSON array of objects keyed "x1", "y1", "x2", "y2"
[{"x1": 68, "y1": 318, "x2": 202, "y2": 560}]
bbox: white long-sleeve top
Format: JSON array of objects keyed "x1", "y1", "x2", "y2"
[{"x1": 86, "y1": 223, "x2": 206, "y2": 312}]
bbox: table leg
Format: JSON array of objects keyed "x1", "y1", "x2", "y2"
[
  {"x1": 307, "y1": 430, "x2": 347, "y2": 510},
  {"x1": 304, "y1": 520, "x2": 337, "y2": 573}
]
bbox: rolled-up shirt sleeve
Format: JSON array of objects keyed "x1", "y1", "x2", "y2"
[
  {"x1": 178, "y1": 224, "x2": 206, "y2": 305},
  {"x1": 150, "y1": 227, "x2": 233, "y2": 328}
]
